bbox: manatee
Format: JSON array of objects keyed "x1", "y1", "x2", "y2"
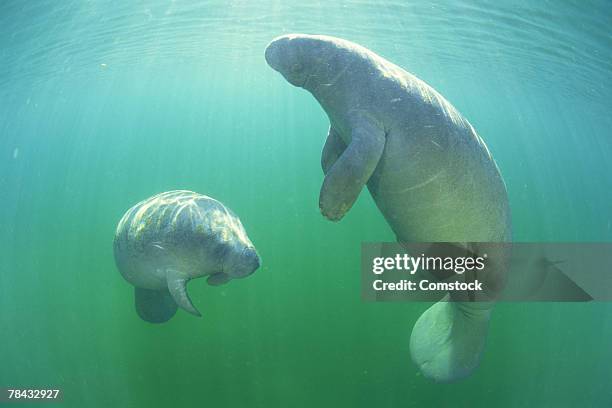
[
  {"x1": 265, "y1": 34, "x2": 511, "y2": 382},
  {"x1": 113, "y1": 190, "x2": 260, "y2": 323}
]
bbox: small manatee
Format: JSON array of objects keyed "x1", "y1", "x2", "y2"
[{"x1": 113, "y1": 190, "x2": 260, "y2": 323}]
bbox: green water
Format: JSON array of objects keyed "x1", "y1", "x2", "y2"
[{"x1": 1, "y1": 1, "x2": 611, "y2": 407}]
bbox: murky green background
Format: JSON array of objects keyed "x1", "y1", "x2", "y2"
[{"x1": 1, "y1": 1, "x2": 611, "y2": 406}]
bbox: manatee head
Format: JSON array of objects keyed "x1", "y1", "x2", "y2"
[
  {"x1": 265, "y1": 34, "x2": 349, "y2": 91},
  {"x1": 213, "y1": 212, "x2": 261, "y2": 279}
]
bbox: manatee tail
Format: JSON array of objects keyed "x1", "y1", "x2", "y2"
[
  {"x1": 134, "y1": 287, "x2": 178, "y2": 324},
  {"x1": 409, "y1": 242, "x2": 505, "y2": 383},
  {"x1": 410, "y1": 297, "x2": 491, "y2": 382}
]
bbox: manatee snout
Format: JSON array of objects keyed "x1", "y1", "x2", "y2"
[
  {"x1": 265, "y1": 35, "x2": 296, "y2": 70},
  {"x1": 264, "y1": 38, "x2": 282, "y2": 71},
  {"x1": 227, "y1": 246, "x2": 261, "y2": 279},
  {"x1": 265, "y1": 35, "x2": 309, "y2": 87}
]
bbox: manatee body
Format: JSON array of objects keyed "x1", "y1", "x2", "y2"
[
  {"x1": 265, "y1": 34, "x2": 511, "y2": 382},
  {"x1": 114, "y1": 190, "x2": 260, "y2": 323}
]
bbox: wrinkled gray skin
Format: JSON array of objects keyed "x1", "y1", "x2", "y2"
[
  {"x1": 265, "y1": 34, "x2": 511, "y2": 382},
  {"x1": 114, "y1": 190, "x2": 260, "y2": 323}
]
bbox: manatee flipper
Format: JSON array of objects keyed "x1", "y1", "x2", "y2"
[
  {"x1": 134, "y1": 287, "x2": 178, "y2": 324},
  {"x1": 321, "y1": 127, "x2": 346, "y2": 174},
  {"x1": 166, "y1": 269, "x2": 201, "y2": 317},
  {"x1": 207, "y1": 272, "x2": 231, "y2": 286},
  {"x1": 410, "y1": 296, "x2": 491, "y2": 383},
  {"x1": 319, "y1": 115, "x2": 385, "y2": 221}
]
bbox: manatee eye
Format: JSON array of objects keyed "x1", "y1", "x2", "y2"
[{"x1": 290, "y1": 63, "x2": 304, "y2": 73}]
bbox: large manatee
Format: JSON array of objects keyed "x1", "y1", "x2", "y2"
[
  {"x1": 114, "y1": 190, "x2": 260, "y2": 323},
  {"x1": 265, "y1": 34, "x2": 511, "y2": 382}
]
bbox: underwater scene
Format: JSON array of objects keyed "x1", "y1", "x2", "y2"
[{"x1": 1, "y1": 1, "x2": 611, "y2": 407}]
